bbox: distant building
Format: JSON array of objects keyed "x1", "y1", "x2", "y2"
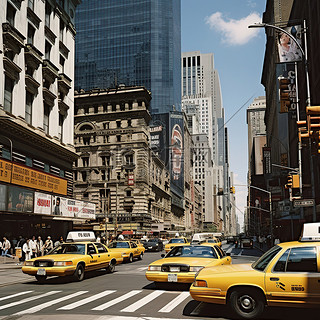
[
  {"x1": 75, "y1": 0, "x2": 181, "y2": 115},
  {"x1": 0, "y1": 0, "x2": 82, "y2": 239}
]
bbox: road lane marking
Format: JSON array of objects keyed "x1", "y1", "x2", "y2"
[
  {"x1": 120, "y1": 290, "x2": 165, "y2": 312},
  {"x1": 0, "y1": 291, "x2": 61, "y2": 310},
  {"x1": 0, "y1": 291, "x2": 33, "y2": 302},
  {"x1": 158, "y1": 291, "x2": 190, "y2": 313},
  {"x1": 137, "y1": 266, "x2": 148, "y2": 271},
  {"x1": 92, "y1": 290, "x2": 142, "y2": 311},
  {"x1": 14, "y1": 291, "x2": 88, "y2": 315},
  {"x1": 58, "y1": 290, "x2": 116, "y2": 310}
]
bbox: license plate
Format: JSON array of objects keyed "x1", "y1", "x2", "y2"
[
  {"x1": 168, "y1": 273, "x2": 177, "y2": 282},
  {"x1": 37, "y1": 268, "x2": 46, "y2": 276},
  {"x1": 170, "y1": 267, "x2": 180, "y2": 272}
]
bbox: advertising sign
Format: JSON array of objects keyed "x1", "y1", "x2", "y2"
[
  {"x1": 277, "y1": 25, "x2": 302, "y2": 63},
  {"x1": 79, "y1": 202, "x2": 96, "y2": 219},
  {"x1": 52, "y1": 196, "x2": 74, "y2": 217},
  {"x1": 0, "y1": 159, "x2": 67, "y2": 195},
  {"x1": 8, "y1": 186, "x2": 33, "y2": 213},
  {"x1": 34, "y1": 192, "x2": 52, "y2": 215},
  {"x1": 263, "y1": 147, "x2": 272, "y2": 175}
]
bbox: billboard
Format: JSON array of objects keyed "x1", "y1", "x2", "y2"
[
  {"x1": 8, "y1": 186, "x2": 33, "y2": 213},
  {"x1": 79, "y1": 202, "x2": 96, "y2": 219},
  {"x1": 34, "y1": 192, "x2": 52, "y2": 215},
  {"x1": 0, "y1": 185, "x2": 7, "y2": 211},
  {"x1": 277, "y1": 25, "x2": 302, "y2": 63}
]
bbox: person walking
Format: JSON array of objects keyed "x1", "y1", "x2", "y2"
[
  {"x1": 16, "y1": 236, "x2": 26, "y2": 262},
  {"x1": 36, "y1": 236, "x2": 43, "y2": 256},
  {"x1": 29, "y1": 236, "x2": 37, "y2": 258},
  {"x1": 42, "y1": 236, "x2": 53, "y2": 255},
  {"x1": 22, "y1": 239, "x2": 32, "y2": 261},
  {"x1": 2, "y1": 237, "x2": 14, "y2": 258}
]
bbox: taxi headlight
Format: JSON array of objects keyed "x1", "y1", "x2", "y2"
[
  {"x1": 24, "y1": 261, "x2": 34, "y2": 266},
  {"x1": 148, "y1": 265, "x2": 161, "y2": 271},
  {"x1": 53, "y1": 261, "x2": 73, "y2": 266},
  {"x1": 193, "y1": 280, "x2": 208, "y2": 287},
  {"x1": 190, "y1": 266, "x2": 204, "y2": 272}
]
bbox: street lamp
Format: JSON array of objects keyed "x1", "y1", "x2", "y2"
[{"x1": 249, "y1": 21, "x2": 317, "y2": 221}]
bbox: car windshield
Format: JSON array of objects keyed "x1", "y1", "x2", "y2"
[
  {"x1": 169, "y1": 238, "x2": 184, "y2": 244},
  {"x1": 252, "y1": 245, "x2": 282, "y2": 271},
  {"x1": 148, "y1": 239, "x2": 158, "y2": 243},
  {"x1": 205, "y1": 239, "x2": 216, "y2": 243},
  {"x1": 166, "y1": 246, "x2": 218, "y2": 258},
  {"x1": 49, "y1": 244, "x2": 86, "y2": 255},
  {"x1": 109, "y1": 242, "x2": 130, "y2": 248}
]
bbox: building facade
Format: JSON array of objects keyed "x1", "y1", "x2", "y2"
[
  {"x1": 75, "y1": 0, "x2": 181, "y2": 115},
  {"x1": 0, "y1": 0, "x2": 83, "y2": 239},
  {"x1": 74, "y1": 86, "x2": 171, "y2": 235}
]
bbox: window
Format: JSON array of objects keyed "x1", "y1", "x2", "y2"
[
  {"x1": 25, "y1": 91, "x2": 33, "y2": 124},
  {"x1": 126, "y1": 190, "x2": 132, "y2": 197},
  {"x1": 27, "y1": 24, "x2": 35, "y2": 45},
  {"x1": 43, "y1": 103, "x2": 50, "y2": 134},
  {"x1": 286, "y1": 247, "x2": 317, "y2": 272},
  {"x1": 95, "y1": 243, "x2": 107, "y2": 253},
  {"x1": 125, "y1": 154, "x2": 134, "y2": 165},
  {"x1": 82, "y1": 157, "x2": 89, "y2": 167},
  {"x1": 83, "y1": 137, "x2": 90, "y2": 145},
  {"x1": 45, "y1": 2, "x2": 51, "y2": 27},
  {"x1": 101, "y1": 170, "x2": 106, "y2": 180},
  {"x1": 127, "y1": 119, "x2": 132, "y2": 127},
  {"x1": 4, "y1": 76, "x2": 14, "y2": 113},
  {"x1": 58, "y1": 113, "x2": 64, "y2": 141},
  {"x1": 59, "y1": 55, "x2": 65, "y2": 74},
  {"x1": 28, "y1": 0, "x2": 34, "y2": 11},
  {"x1": 116, "y1": 120, "x2": 121, "y2": 128},
  {"x1": 116, "y1": 135, "x2": 121, "y2": 142},
  {"x1": 274, "y1": 249, "x2": 290, "y2": 272},
  {"x1": 59, "y1": 20, "x2": 64, "y2": 42},
  {"x1": 81, "y1": 171, "x2": 87, "y2": 182},
  {"x1": 87, "y1": 244, "x2": 96, "y2": 255},
  {"x1": 45, "y1": 41, "x2": 51, "y2": 60},
  {"x1": 6, "y1": 3, "x2": 16, "y2": 25}
]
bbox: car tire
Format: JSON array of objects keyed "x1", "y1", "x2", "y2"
[
  {"x1": 128, "y1": 254, "x2": 133, "y2": 263},
  {"x1": 138, "y1": 252, "x2": 143, "y2": 260},
  {"x1": 73, "y1": 264, "x2": 85, "y2": 281},
  {"x1": 107, "y1": 262, "x2": 116, "y2": 273},
  {"x1": 35, "y1": 275, "x2": 47, "y2": 283},
  {"x1": 229, "y1": 288, "x2": 265, "y2": 319}
]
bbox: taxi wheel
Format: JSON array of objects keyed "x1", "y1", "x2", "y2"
[
  {"x1": 138, "y1": 252, "x2": 143, "y2": 260},
  {"x1": 128, "y1": 254, "x2": 134, "y2": 263},
  {"x1": 73, "y1": 264, "x2": 85, "y2": 281},
  {"x1": 107, "y1": 263, "x2": 115, "y2": 273},
  {"x1": 229, "y1": 289, "x2": 265, "y2": 319},
  {"x1": 35, "y1": 275, "x2": 47, "y2": 284}
]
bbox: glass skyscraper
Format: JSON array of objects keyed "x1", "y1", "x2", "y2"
[{"x1": 75, "y1": 0, "x2": 181, "y2": 114}]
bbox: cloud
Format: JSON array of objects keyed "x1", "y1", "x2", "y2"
[
  {"x1": 247, "y1": 0, "x2": 257, "y2": 8},
  {"x1": 206, "y1": 12, "x2": 262, "y2": 46}
]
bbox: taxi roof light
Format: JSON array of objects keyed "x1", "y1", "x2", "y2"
[
  {"x1": 300, "y1": 223, "x2": 320, "y2": 242},
  {"x1": 66, "y1": 231, "x2": 96, "y2": 242}
]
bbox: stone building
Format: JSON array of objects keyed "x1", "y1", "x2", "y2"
[
  {"x1": 74, "y1": 86, "x2": 171, "y2": 235},
  {"x1": 0, "y1": 0, "x2": 81, "y2": 239}
]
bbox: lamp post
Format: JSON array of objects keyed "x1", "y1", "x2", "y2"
[{"x1": 249, "y1": 21, "x2": 316, "y2": 221}]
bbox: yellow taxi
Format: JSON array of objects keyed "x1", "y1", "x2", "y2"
[
  {"x1": 164, "y1": 237, "x2": 189, "y2": 253},
  {"x1": 131, "y1": 239, "x2": 145, "y2": 251},
  {"x1": 22, "y1": 232, "x2": 123, "y2": 283},
  {"x1": 108, "y1": 240, "x2": 145, "y2": 262},
  {"x1": 146, "y1": 244, "x2": 231, "y2": 284},
  {"x1": 201, "y1": 237, "x2": 222, "y2": 248},
  {"x1": 190, "y1": 222, "x2": 320, "y2": 319}
]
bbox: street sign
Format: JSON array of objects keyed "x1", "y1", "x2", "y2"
[{"x1": 293, "y1": 199, "x2": 315, "y2": 207}]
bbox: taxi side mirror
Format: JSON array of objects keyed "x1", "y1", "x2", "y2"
[{"x1": 161, "y1": 254, "x2": 165, "y2": 258}]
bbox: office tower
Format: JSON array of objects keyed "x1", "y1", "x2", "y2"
[{"x1": 75, "y1": 0, "x2": 181, "y2": 115}]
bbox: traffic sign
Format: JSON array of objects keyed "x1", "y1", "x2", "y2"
[{"x1": 293, "y1": 199, "x2": 315, "y2": 207}]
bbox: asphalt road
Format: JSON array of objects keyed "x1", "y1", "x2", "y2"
[{"x1": 0, "y1": 243, "x2": 317, "y2": 320}]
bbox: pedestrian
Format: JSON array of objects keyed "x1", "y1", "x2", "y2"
[
  {"x1": 0, "y1": 240, "x2": 2, "y2": 255},
  {"x1": 16, "y1": 236, "x2": 26, "y2": 262},
  {"x1": 2, "y1": 237, "x2": 14, "y2": 258},
  {"x1": 36, "y1": 236, "x2": 43, "y2": 256},
  {"x1": 29, "y1": 235, "x2": 37, "y2": 258},
  {"x1": 54, "y1": 236, "x2": 64, "y2": 247},
  {"x1": 22, "y1": 239, "x2": 32, "y2": 261},
  {"x1": 42, "y1": 236, "x2": 53, "y2": 255},
  {"x1": 274, "y1": 237, "x2": 280, "y2": 245},
  {"x1": 258, "y1": 235, "x2": 263, "y2": 249}
]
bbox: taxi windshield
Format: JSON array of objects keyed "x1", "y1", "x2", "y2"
[
  {"x1": 205, "y1": 239, "x2": 216, "y2": 243},
  {"x1": 166, "y1": 246, "x2": 218, "y2": 258},
  {"x1": 109, "y1": 242, "x2": 130, "y2": 248},
  {"x1": 252, "y1": 245, "x2": 282, "y2": 271},
  {"x1": 49, "y1": 244, "x2": 86, "y2": 255},
  {"x1": 169, "y1": 238, "x2": 185, "y2": 244}
]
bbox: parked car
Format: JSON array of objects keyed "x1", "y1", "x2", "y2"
[{"x1": 144, "y1": 238, "x2": 163, "y2": 252}]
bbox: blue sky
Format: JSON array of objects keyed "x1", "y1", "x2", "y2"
[{"x1": 181, "y1": 0, "x2": 267, "y2": 228}]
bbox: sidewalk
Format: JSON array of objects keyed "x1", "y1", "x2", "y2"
[{"x1": 0, "y1": 256, "x2": 32, "y2": 287}]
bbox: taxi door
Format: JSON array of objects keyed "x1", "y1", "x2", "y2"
[
  {"x1": 86, "y1": 243, "x2": 100, "y2": 271},
  {"x1": 265, "y1": 246, "x2": 320, "y2": 306},
  {"x1": 94, "y1": 242, "x2": 111, "y2": 268},
  {"x1": 131, "y1": 242, "x2": 140, "y2": 257},
  {"x1": 214, "y1": 245, "x2": 232, "y2": 265}
]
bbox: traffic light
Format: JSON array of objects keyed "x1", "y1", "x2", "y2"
[
  {"x1": 230, "y1": 186, "x2": 235, "y2": 194},
  {"x1": 296, "y1": 120, "x2": 310, "y2": 141},
  {"x1": 279, "y1": 78, "x2": 290, "y2": 113},
  {"x1": 285, "y1": 174, "x2": 300, "y2": 189},
  {"x1": 306, "y1": 106, "x2": 320, "y2": 133}
]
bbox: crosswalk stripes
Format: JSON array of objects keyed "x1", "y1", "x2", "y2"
[
  {"x1": 121, "y1": 290, "x2": 165, "y2": 313},
  {"x1": 14, "y1": 291, "x2": 88, "y2": 315},
  {"x1": 92, "y1": 290, "x2": 142, "y2": 311},
  {"x1": 0, "y1": 291, "x2": 61, "y2": 311},
  {"x1": 0, "y1": 291, "x2": 33, "y2": 302},
  {"x1": 58, "y1": 290, "x2": 116, "y2": 310},
  {"x1": 158, "y1": 292, "x2": 190, "y2": 313}
]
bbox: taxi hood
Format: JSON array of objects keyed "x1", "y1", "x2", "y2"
[
  {"x1": 198, "y1": 263, "x2": 253, "y2": 276},
  {"x1": 31, "y1": 254, "x2": 85, "y2": 262},
  {"x1": 150, "y1": 257, "x2": 219, "y2": 266}
]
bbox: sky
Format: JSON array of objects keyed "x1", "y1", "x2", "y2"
[{"x1": 181, "y1": 0, "x2": 267, "y2": 230}]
